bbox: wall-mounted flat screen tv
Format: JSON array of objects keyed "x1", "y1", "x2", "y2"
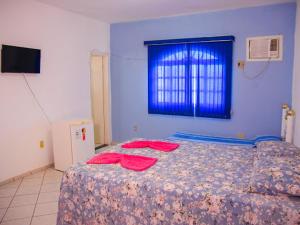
[{"x1": 1, "y1": 45, "x2": 41, "y2": 73}]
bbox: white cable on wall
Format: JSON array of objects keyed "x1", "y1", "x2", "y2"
[
  {"x1": 22, "y1": 74, "x2": 51, "y2": 125},
  {"x1": 242, "y1": 58, "x2": 271, "y2": 80}
]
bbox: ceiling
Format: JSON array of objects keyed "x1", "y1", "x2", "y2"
[{"x1": 36, "y1": 0, "x2": 293, "y2": 23}]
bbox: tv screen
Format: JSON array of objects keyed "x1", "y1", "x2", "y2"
[{"x1": 1, "y1": 45, "x2": 41, "y2": 73}]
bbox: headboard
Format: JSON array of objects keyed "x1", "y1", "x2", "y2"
[{"x1": 281, "y1": 104, "x2": 296, "y2": 143}]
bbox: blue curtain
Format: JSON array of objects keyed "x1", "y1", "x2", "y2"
[
  {"x1": 147, "y1": 36, "x2": 234, "y2": 119},
  {"x1": 148, "y1": 44, "x2": 193, "y2": 116},
  {"x1": 191, "y1": 42, "x2": 233, "y2": 118}
]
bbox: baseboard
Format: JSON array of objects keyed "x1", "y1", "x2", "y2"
[
  {"x1": 0, "y1": 163, "x2": 54, "y2": 186},
  {"x1": 95, "y1": 144, "x2": 108, "y2": 150}
]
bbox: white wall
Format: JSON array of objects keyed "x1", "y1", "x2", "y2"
[
  {"x1": 293, "y1": 0, "x2": 300, "y2": 147},
  {"x1": 0, "y1": 0, "x2": 110, "y2": 182}
]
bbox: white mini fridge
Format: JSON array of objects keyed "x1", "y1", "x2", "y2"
[{"x1": 52, "y1": 119, "x2": 95, "y2": 171}]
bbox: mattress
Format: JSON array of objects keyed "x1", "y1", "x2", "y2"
[{"x1": 57, "y1": 138, "x2": 300, "y2": 225}]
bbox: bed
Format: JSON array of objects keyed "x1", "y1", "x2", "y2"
[{"x1": 57, "y1": 135, "x2": 300, "y2": 225}]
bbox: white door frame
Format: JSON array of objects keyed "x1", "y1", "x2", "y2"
[{"x1": 90, "y1": 52, "x2": 112, "y2": 145}]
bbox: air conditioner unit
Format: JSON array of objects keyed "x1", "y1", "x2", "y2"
[{"x1": 246, "y1": 35, "x2": 283, "y2": 61}]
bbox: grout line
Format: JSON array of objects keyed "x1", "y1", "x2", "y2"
[
  {"x1": 0, "y1": 217, "x2": 32, "y2": 224},
  {"x1": 33, "y1": 212, "x2": 57, "y2": 218},
  {"x1": 27, "y1": 212, "x2": 58, "y2": 224},
  {"x1": 39, "y1": 190, "x2": 60, "y2": 194},
  {"x1": 12, "y1": 179, "x2": 43, "y2": 198},
  {"x1": 11, "y1": 191, "x2": 42, "y2": 197},
  {"x1": 36, "y1": 200, "x2": 59, "y2": 205},
  {"x1": 0, "y1": 168, "x2": 61, "y2": 224},
  {"x1": 0, "y1": 164, "x2": 53, "y2": 187},
  {"x1": 0, "y1": 177, "x2": 24, "y2": 223},
  {"x1": 29, "y1": 170, "x2": 46, "y2": 225},
  {"x1": 4, "y1": 204, "x2": 36, "y2": 209},
  {"x1": 36, "y1": 191, "x2": 60, "y2": 205}
]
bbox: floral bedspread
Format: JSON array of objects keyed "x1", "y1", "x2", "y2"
[{"x1": 57, "y1": 139, "x2": 300, "y2": 225}]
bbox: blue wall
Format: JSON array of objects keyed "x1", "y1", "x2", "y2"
[{"x1": 111, "y1": 3, "x2": 296, "y2": 142}]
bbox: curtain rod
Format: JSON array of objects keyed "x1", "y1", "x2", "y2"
[{"x1": 144, "y1": 35, "x2": 235, "y2": 46}]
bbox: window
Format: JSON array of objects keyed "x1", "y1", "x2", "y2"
[{"x1": 145, "y1": 36, "x2": 234, "y2": 119}]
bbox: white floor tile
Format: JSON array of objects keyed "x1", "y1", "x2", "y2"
[
  {"x1": 34, "y1": 202, "x2": 58, "y2": 216},
  {"x1": 45, "y1": 169, "x2": 62, "y2": 177},
  {"x1": 40, "y1": 183, "x2": 60, "y2": 193},
  {"x1": 44, "y1": 171, "x2": 62, "y2": 176},
  {"x1": 10, "y1": 194, "x2": 38, "y2": 207},
  {"x1": 0, "y1": 188, "x2": 17, "y2": 198},
  {"x1": 0, "y1": 218, "x2": 31, "y2": 225},
  {"x1": 0, "y1": 168, "x2": 61, "y2": 225},
  {"x1": 44, "y1": 174, "x2": 63, "y2": 181},
  {"x1": 0, "y1": 197, "x2": 12, "y2": 209},
  {"x1": 20, "y1": 178, "x2": 42, "y2": 187},
  {"x1": 2, "y1": 205, "x2": 34, "y2": 221},
  {"x1": 37, "y1": 192, "x2": 60, "y2": 204},
  {"x1": 16, "y1": 186, "x2": 40, "y2": 196},
  {"x1": 0, "y1": 208, "x2": 6, "y2": 221},
  {"x1": 31, "y1": 214, "x2": 57, "y2": 225},
  {"x1": 43, "y1": 176, "x2": 62, "y2": 184}
]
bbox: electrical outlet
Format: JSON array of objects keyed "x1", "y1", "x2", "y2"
[
  {"x1": 133, "y1": 125, "x2": 138, "y2": 132},
  {"x1": 39, "y1": 140, "x2": 45, "y2": 149},
  {"x1": 237, "y1": 60, "x2": 245, "y2": 70}
]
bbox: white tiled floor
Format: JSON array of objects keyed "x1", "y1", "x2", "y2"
[{"x1": 0, "y1": 168, "x2": 63, "y2": 225}]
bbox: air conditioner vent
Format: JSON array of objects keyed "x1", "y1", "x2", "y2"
[{"x1": 246, "y1": 35, "x2": 283, "y2": 61}]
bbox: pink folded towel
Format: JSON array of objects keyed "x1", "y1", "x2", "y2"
[
  {"x1": 86, "y1": 152, "x2": 157, "y2": 172},
  {"x1": 121, "y1": 140, "x2": 179, "y2": 152},
  {"x1": 120, "y1": 154, "x2": 158, "y2": 171},
  {"x1": 121, "y1": 141, "x2": 150, "y2": 149},
  {"x1": 86, "y1": 152, "x2": 123, "y2": 164},
  {"x1": 149, "y1": 141, "x2": 179, "y2": 152}
]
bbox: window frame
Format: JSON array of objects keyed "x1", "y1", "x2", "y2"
[{"x1": 145, "y1": 36, "x2": 234, "y2": 119}]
